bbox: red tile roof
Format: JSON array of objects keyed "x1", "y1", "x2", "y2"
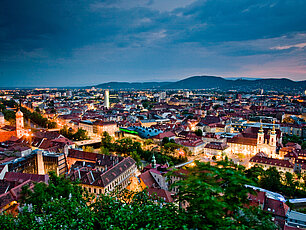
[
  {"x1": 147, "y1": 188, "x2": 174, "y2": 203},
  {"x1": 68, "y1": 149, "x2": 97, "y2": 161},
  {"x1": 139, "y1": 171, "x2": 158, "y2": 188},
  {"x1": 264, "y1": 197, "x2": 289, "y2": 217},
  {"x1": 4, "y1": 172, "x2": 49, "y2": 184},
  {"x1": 250, "y1": 155, "x2": 294, "y2": 168},
  {"x1": 153, "y1": 131, "x2": 176, "y2": 140}
]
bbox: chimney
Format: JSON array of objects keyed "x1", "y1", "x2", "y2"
[{"x1": 36, "y1": 150, "x2": 45, "y2": 175}]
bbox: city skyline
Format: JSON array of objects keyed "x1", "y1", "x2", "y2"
[{"x1": 1, "y1": 0, "x2": 306, "y2": 87}]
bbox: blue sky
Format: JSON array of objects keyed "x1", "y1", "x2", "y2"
[{"x1": 0, "y1": 0, "x2": 306, "y2": 87}]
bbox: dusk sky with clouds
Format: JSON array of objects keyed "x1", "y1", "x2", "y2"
[{"x1": 0, "y1": 0, "x2": 306, "y2": 87}]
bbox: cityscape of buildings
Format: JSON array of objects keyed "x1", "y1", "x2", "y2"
[
  {"x1": 0, "y1": 87, "x2": 306, "y2": 229},
  {"x1": 1, "y1": 0, "x2": 306, "y2": 229}
]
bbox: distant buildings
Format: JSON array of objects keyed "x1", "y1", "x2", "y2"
[{"x1": 104, "y1": 89, "x2": 110, "y2": 109}]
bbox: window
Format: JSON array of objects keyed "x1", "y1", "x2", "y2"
[
  {"x1": 94, "y1": 188, "x2": 96, "y2": 193},
  {"x1": 89, "y1": 188, "x2": 91, "y2": 193}
]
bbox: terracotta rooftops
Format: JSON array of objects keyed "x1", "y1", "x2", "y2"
[
  {"x1": 250, "y1": 155, "x2": 294, "y2": 168},
  {"x1": 227, "y1": 136, "x2": 257, "y2": 146},
  {"x1": 68, "y1": 149, "x2": 97, "y2": 162},
  {"x1": 4, "y1": 172, "x2": 49, "y2": 184},
  {"x1": 69, "y1": 156, "x2": 136, "y2": 188}
]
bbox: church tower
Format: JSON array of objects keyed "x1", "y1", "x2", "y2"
[
  {"x1": 0, "y1": 112, "x2": 4, "y2": 127},
  {"x1": 152, "y1": 153, "x2": 156, "y2": 169},
  {"x1": 16, "y1": 110, "x2": 24, "y2": 138},
  {"x1": 269, "y1": 124, "x2": 276, "y2": 147},
  {"x1": 257, "y1": 123, "x2": 264, "y2": 145}
]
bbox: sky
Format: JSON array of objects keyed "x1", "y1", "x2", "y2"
[{"x1": 0, "y1": 0, "x2": 306, "y2": 87}]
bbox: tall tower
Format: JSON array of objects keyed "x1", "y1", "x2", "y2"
[
  {"x1": 269, "y1": 124, "x2": 276, "y2": 147},
  {"x1": 0, "y1": 112, "x2": 4, "y2": 127},
  {"x1": 257, "y1": 122, "x2": 264, "y2": 145},
  {"x1": 16, "y1": 110, "x2": 24, "y2": 138},
  {"x1": 152, "y1": 153, "x2": 156, "y2": 169},
  {"x1": 104, "y1": 89, "x2": 110, "y2": 109}
]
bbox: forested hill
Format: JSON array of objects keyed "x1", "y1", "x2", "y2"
[{"x1": 92, "y1": 75, "x2": 306, "y2": 92}]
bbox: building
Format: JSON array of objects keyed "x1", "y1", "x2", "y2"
[
  {"x1": 68, "y1": 153, "x2": 137, "y2": 195},
  {"x1": 0, "y1": 112, "x2": 4, "y2": 127},
  {"x1": 0, "y1": 172, "x2": 49, "y2": 214},
  {"x1": 79, "y1": 120, "x2": 94, "y2": 136},
  {"x1": 249, "y1": 152, "x2": 294, "y2": 174},
  {"x1": 104, "y1": 89, "x2": 110, "y2": 109},
  {"x1": 1, "y1": 149, "x2": 68, "y2": 176},
  {"x1": 285, "y1": 210, "x2": 306, "y2": 229},
  {"x1": 93, "y1": 120, "x2": 118, "y2": 136},
  {"x1": 0, "y1": 110, "x2": 30, "y2": 141},
  {"x1": 176, "y1": 138, "x2": 205, "y2": 155},
  {"x1": 203, "y1": 142, "x2": 229, "y2": 158},
  {"x1": 227, "y1": 124, "x2": 280, "y2": 158}
]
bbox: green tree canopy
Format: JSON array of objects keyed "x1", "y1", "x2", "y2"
[{"x1": 170, "y1": 160, "x2": 276, "y2": 229}]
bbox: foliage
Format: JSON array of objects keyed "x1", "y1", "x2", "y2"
[
  {"x1": 0, "y1": 101, "x2": 16, "y2": 125},
  {"x1": 59, "y1": 126, "x2": 89, "y2": 141},
  {"x1": 246, "y1": 165, "x2": 306, "y2": 198},
  {"x1": 170, "y1": 160, "x2": 276, "y2": 229},
  {"x1": 259, "y1": 167, "x2": 282, "y2": 192},
  {"x1": 20, "y1": 107, "x2": 57, "y2": 129},
  {"x1": 82, "y1": 146, "x2": 94, "y2": 153},
  {"x1": 163, "y1": 142, "x2": 181, "y2": 155},
  {"x1": 162, "y1": 137, "x2": 170, "y2": 145},
  {"x1": 99, "y1": 146, "x2": 110, "y2": 155},
  {"x1": 73, "y1": 128, "x2": 89, "y2": 141},
  {"x1": 92, "y1": 190, "x2": 186, "y2": 229},
  {"x1": 282, "y1": 134, "x2": 303, "y2": 145},
  {"x1": 245, "y1": 164, "x2": 264, "y2": 183},
  {"x1": 101, "y1": 133, "x2": 187, "y2": 166},
  {"x1": 0, "y1": 172, "x2": 93, "y2": 230},
  {"x1": 101, "y1": 131, "x2": 114, "y2": 150},
  {"x1": 282, "y1": 134, "x2": 306, "y2": 150},
  {"x1": 302, "y1": 142, "x2": 306, "y2": 150},
  {"x1": 143, "y1": 139, "x2": 154, "y2": 146},
  {"x1": 141, "y1": 100, "x2": 154, "y2": 110},
  {"x1": 195, "y1": 129, "x2": 203, "y2": 137},
  {"x1": 0, "y1": 161, "x2": 278, "y2": 230}
]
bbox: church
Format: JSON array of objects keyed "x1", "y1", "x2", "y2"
[
  {"x1": 0, "y1": 110, "x2": 30, "y2": 142},
  {"x1": 227, "y1": 123, "x2": 281, "y2": 158}
]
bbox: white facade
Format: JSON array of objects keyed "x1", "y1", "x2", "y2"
[{"x1": 104, "y1": 90, "x2": 110, "y2": 109}]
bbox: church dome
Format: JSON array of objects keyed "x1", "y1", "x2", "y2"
[{"x1": 16, "y1": 110, "x2": 23, "y2": 117}]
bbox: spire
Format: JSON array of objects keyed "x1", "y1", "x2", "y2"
[
  {"x1": 152, "y1": 153, "x2": 156, "y2": 169},
  {"x1": 271, "y1": 121, "x2": 276, "y2": 135}
]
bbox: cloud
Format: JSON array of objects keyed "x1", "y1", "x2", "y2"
[
  {"x1": 271, "y1": 42, "x2": 306, "y2": 50},
  {"x1": 0, "y1": 0, "x2": 305, "y2": 86}
]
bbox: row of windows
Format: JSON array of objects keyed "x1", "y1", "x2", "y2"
[
  {"x1": 83, "y1": 165, "x2": 135, "y2": 194},
  {"x1": 84, "y1": 186, "x2": 103, "y2": 194},
  {"x1": 105, "y1": 166, "x2": 135, "y2": 192}
]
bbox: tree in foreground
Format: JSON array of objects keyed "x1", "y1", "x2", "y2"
[
  {"x1": 171, "y1": 160, "x2": 276, "y2": 229},
  {"x1": 0, "y1": 160, "x2": 276, "y2": 229}
]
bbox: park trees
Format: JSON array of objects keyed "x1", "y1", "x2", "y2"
[{"x1": 59, "y1": 126, "x2": 89, "y2": 141}]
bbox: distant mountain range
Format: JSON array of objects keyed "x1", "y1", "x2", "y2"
[{"x1": 92, "y1": 75, "x2": 306, "y2": 92}]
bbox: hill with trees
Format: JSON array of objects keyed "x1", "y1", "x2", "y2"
[{"x1": 92, "y1": 75, "x2": 306, "y2": 92}]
